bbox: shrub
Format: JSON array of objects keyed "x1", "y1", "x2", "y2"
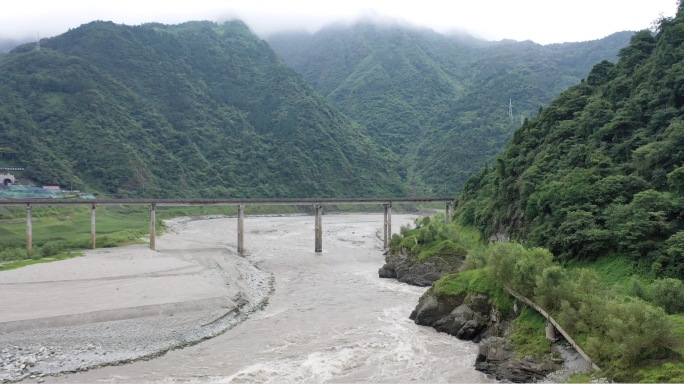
[
  {"x1": 626, "y1": 276, "x2": 651, "y2": 301},
  {"x1": 534, "y1": 265, "x2": 569, "y2": 310},
  {"x1": 463, "y1": 247, "x2": 488, "y2": 270},
  {"x1": 586, "y1": 298, "x2": 670, "y2": 368},
  {"x1": 651, "y1": 278, "x2": 684, "y2": 314},
  {"x1": 0, "y1": 247, "x2": 31, "y2": 262},
  {"x1": 487, "y1": 242, "x2": 554, "y2": 297},
  {"x1": 40, "y1": 240, "x2": 69, "y2": 257}
]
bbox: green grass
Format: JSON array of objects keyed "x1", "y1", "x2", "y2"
[
  {"x1": 0, "y1": 204, "x2": 316, "y2": 250},
  {"x1": 633, "y1": 361, "x2": 684, "y2": 383},
  {"x1": 567, "y1": 373, "x2": 597, "y2": 383},
  {"x1": 668, "y1": 314, "x2": 684, "y2": 353},
  {"x1": 418, "y1": 240, "x2": 467, "y2": 261},
  {"x1": 432, "y1": 269, "x2": 514, "y2": 317},
  {"x1": 0, "y1": 251, "x2": 83, "y2": 271},
  {"x1": 510, "y1": 307, "x2": 552, "y2": 358},
  {"x1": 565, "y1": 253, "x2": 637, "y2": 290}
]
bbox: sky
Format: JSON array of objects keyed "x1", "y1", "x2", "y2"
[{"x1": 0, "y1": 0, "x2": 679, "y2": 45}]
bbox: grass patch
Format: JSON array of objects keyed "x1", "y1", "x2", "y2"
[
  {"x1": 418, "y1": 239, "x2": 467, "y2": 261},
  {"x1": 668, "y1": 314, "x2": 684, "y2": 352},
  {"x1": 567, "y1": 373, "x2": 597, "y2": 383},
  {"x1": 0, "y1": 251, "x2": 83, "y2": 271},
  {"x1": 433, "y1": 269, "x2": 514, "y2": 317},
  {"x1": 633, "y1": 361, "x2": 684, "y2": 383},
  {"x1": 509, "y1": 307, "x2": 551, "y2": 358},
  {"x1": 565, "y1": 253, "x2": 636, "y2": 290}
]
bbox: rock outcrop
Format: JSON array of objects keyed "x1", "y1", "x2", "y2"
[
  {"x1": 475, "y1": 337, "x2": 559, "y2": 382},
  {"x1": 379, "y1": 249, "x2": 460, "y2": 287},
  {"x1": 410, "y1": 288, "x2": 559, "y2": 382}
]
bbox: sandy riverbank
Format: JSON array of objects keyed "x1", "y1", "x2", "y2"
[{"x1": 0, "y1": 216, "x2": 272, "y2": 382}]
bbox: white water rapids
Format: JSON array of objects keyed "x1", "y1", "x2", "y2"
[{"x1": 47, "y1": 214, "x2": 493, "y2": 383}]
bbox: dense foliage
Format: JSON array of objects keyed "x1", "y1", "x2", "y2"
[
  {"x1": 268, "y1": 24, "x2": 632, "y2": 195},
  {"x1": 0, "y1": 21, "x2": 405, "y2": 198},
  {"x1": 481, "y1": 241, "x2": 673, "y2": 378},
  {"x1": 396, "y1": 217, "x2": 680, "y2": 380},
  {"x1": 455, "y1": 6, "x2": 684, "y2": 278}
]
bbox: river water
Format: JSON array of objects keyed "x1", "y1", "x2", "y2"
[{"x1": 50, "y1": 214, "x2": 493, "y2": 383}]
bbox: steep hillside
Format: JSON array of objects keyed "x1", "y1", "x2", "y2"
[
  {"x1": 0, "y1": 21, "x2": 405, "y2": 198},
  {"x1": 268, "y1": 25, "x2": 632, "y2": 194},
  {"x1": 454, "y1": 9, "x2": 684, "y2": 278}
]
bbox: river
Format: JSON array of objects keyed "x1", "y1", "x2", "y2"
[{"x1": 47, "y1": 213, "x2": 493, "y2": 383}]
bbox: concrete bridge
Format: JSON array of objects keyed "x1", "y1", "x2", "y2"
[{"x1": 0, "y1": 197, "x2": 454, "y2": 253}]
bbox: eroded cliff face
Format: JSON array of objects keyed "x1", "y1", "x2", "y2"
[{"x1": 409, "y1": 288, "x2": 559, "y2": 383}]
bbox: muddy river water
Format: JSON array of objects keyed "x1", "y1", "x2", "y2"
[{"x1": 47, "y1": 214, "x2": 492, "y2": 383}]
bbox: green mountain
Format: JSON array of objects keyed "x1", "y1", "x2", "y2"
[
  {"x1": 0, "y1": 20, "x2": 405, "y2": 198},
  {"x1": 267, "y1": 24, "x2": 633, "y2": 195},
  {"x1": 454, "y1": 7, "x2": 684, "y2": 278}
]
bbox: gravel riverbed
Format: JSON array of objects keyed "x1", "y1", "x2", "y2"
[{"x1": 0, "y1": 216, "x2": 273, "y2": 383}]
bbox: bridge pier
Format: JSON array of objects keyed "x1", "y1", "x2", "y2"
[
  {"x1": 91, "y1": 204, "x2": 96, "y2": 249},
  {"x1": 237, "y1": 204, "x2": 245, "y2": 253},
  {"x1": 26, "y1": 203, "x2": 32, "y2": 251},
  {"x1": 149, "y1": 203, "x2": 156, "y2": 251},
  {"x1": 445, "y1": 202, "x2": 452, "y2": 223},
  {"x1": 546, "y1": 321, "x2": 557, "y2": 341},
  {"x1": 383, "y1": 203, "x2": 392, "y2": 248},
  {"x1": 383, "y1": 203, "x2": 392, "y2": 249},
  {"x1": 315, "y1": 205, "x2": 323, "y2": 252},
  {"x1": 4, "y1": 198, "x2": 454, "y2": 256}
]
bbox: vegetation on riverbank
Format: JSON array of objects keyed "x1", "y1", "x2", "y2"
[
  {"x1": 387, "y1": 5, "x2": 684, "y2": 381},
  {"x1": 453, "y1": 5, "x2": 684, "y2": 281},
  {"x1": 392, "y1": 216, "x2": 684, "y2": 381}
]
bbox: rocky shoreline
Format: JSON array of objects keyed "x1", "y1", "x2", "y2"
[
  {"x1": 0, "y1": 217, "x2": 274, "y2": 383},
  {"x1": 378, "y1": 248, "x2": 460, "y2": 287},
  {"x1": 409, "y1": 288, "x2": 560, "y2": 382},
  {"x1": 380, "y1": 251, "x2": 592, "y2": 383}
]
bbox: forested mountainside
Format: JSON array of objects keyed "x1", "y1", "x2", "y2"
[
  {"x1": 268, "y1": 25, "x2": 632, "y2": 195},
  {"x1": 0, "y1": 20, "x2": 405, "y2": 198},
  {"x1": 454, "y1": 8, "x2": 684, "y2": 278}
]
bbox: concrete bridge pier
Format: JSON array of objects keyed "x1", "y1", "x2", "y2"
[
  {"x1": 383, "y1": 203, "x2": 392, "y2": 248},
  {"x1": 237, "y1": 204, "x2": 245, "y2": 254},
  {"x1": 91, "y1": 204, "x2": 96, "y2": 249},
  {"x1": 149, "y1": 203, "x2": 156, "y2": 251},
  {"x1": 546, "y1": 321, "x2": 557, "y2": 341},
  {"x1": 445, "y1": 202, "x2": 452, "y2": 223},
  {"x1": 26, "y1": 203, "x2": 32, "y2": 251},
  {"x1": 315, "y1": 205, "x2": 323, "y2": 252}
]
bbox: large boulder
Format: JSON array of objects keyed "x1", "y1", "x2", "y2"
[
  {"x1": 409, "y1": 290, "x2": 465, "y2": 325},
  {"x1": 377, "y1": 264, "x2": 397, "y2": 278},
  {"x1": 433, "y1": 304, "x2": 488, "y2": 340}
]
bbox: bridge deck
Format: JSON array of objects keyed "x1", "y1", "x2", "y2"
[
  {"x1": 1, "y1": 197, "x2": 454, "y2": 253},
  {"x1": 0, "y1": 197, "x2": 453, "y2": 207}
]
